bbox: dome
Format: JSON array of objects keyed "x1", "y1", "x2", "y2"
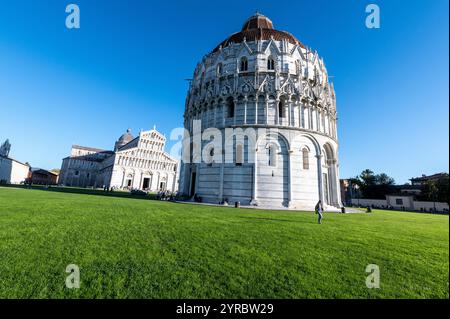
[
  {"x1": 115, "y1": 129, "x2": 134, "y2": 151},
  {"x1": 213, "y1": 13, "x2": 305, "y2": 53},
  {"x1": 118, "y1": 129, "x2": 134, "y2": 143}
]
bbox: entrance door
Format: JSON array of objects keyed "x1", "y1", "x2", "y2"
[
  {"x1": 142, "y1": 178, "x2": 150, "y2": 190},
  {"x1": 190, "y1": 172, "x2": 196, "y2": 197}
]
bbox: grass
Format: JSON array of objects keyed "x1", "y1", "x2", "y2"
[{"x1": 0, "y1": 186, "x2": 448, "y2": 299}]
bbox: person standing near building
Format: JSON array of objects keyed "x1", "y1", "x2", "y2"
[{"x1": 315, "y1": 200, "x2": 324, "y2": 224}]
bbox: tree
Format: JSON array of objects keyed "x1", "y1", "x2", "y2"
[
  {"x1": 375, "y1": 173, "x2": 395, "y2": 186},
  {"x1": 359, "y1": 169, "x2": 376, "y2": 186},
  {"x1": 423, "y1": 180, "x2": 438, "y2": 201},
  {"x1": 356, "y1": 169, "x2": 396, "y2": 199},
  {"x1": 437, "y1": 175, "x2": 449, "y2": 204}
]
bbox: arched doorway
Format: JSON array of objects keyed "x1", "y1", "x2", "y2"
[{"x1": 256, "y1": 133, "x2": 289, "y2": 207}]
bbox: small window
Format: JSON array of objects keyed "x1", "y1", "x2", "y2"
[
  {"x1": 227, "y1": 98, "x2": 235, "y2": 118},
  {"x1": 267, "y1": 57, "x2": 275, "y2": 70},
  {"x1": 75, "y1": 170, "x2": 79, "y2": 176},
  {"x1": 268, "y1": 145, "x2": 276, "y2": 167},
  {"x1": 396, "y1": 198, "x2": 403, "y2": 205},
  {"x1": 87, "y1": 173, "x2": 90, "y2": 178},
  {"x1": 302, "y1": 148, "x2": 309, "y2": 170},
  {"x1": 278, "y1": 100, "x2": 285, "y2": 118},
  {"x1": 240, "y1": 57, "x2": 248, "y2": 72},
  {"x1": 236, "y1": 144, "x2": 243, "y2": 166}
]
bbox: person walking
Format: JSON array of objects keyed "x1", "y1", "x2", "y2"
[{"x1": 315, "y1": 200, "x2": 324, "y2": 224}]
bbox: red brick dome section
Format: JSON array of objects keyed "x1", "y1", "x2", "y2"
[{"x1": 213, "y1": 14, "x2": 305, "y2": 53}]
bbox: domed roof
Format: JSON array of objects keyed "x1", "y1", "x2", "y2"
[
  {"x1": 118, "y1": 129, "x2": 134, "y2": 143},
  {"x1": 213, "y1": 13, "x2": 305, "y2": 53}
]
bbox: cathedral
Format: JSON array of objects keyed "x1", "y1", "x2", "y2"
[
  {"x1": 179, "y1": 14, "x2": 342, "y2": 210},
  {"x1": 59, "y1": 128, "x2": 178, "y2": 192}
]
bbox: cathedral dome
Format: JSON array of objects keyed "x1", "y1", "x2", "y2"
[
  {"x1": 118, "y1": 129, "x2": 134, "y2": 144},
  {"x1": 213, "y1": 13, "x2": 305, "y2": 52},
  {"x1": 114, "y1": 129, "x2": 134, "y2": 151}
]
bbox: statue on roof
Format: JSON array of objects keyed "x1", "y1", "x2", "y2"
[{"x1": 0, "y1": 139, "x2": 11, "y2": 157}]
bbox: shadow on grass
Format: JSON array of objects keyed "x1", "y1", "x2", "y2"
[
  {"x1": 237, "y1": 215, "x2": 312, "y2": 224},
  {"x1": 0, "y1": 184, "x2": 160, "y2": 202}
]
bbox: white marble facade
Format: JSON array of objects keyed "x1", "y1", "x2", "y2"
[
  {"x1": 0, "y1": 139, "x2": 30, "y2": 184},
  {"x1": 179, "y1": 14, "x2": 342, "y2": 210},
  {"x1": 59, "y1": 129, "x2": 178, "y2": 192}
]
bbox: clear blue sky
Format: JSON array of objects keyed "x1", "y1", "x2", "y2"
[{"x1": 0, "y1": 0, "x2": 448, "y2": 184}]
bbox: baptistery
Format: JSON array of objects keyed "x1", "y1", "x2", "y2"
[{"x1": 179, "y1": 13, "x2": 341, "y2": 210}]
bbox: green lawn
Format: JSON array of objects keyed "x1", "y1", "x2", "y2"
[{"x1": 0, "y1": 186, "x2": 448, "y2": 299}]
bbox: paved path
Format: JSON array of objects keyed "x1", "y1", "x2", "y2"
[{"x1": 174, "y1": 200, "x2": 365, "y2": 213}]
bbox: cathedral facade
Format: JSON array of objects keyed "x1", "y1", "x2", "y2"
[
  {"x1": 179, "y1": 14, "x2": 341, "y2": 210},
  {"x1": 59, "y1": 128, "x2": 178, "y2": 192}
]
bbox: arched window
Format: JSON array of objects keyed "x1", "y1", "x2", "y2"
[
  {"x1": 227, "y1": 98, "x2": 235, "y2": 118},
  {"x1": 278, "y1": 100, "x2": 285, "y2": 118},
  {"x1": 268, "y1": 145, "x2": 277, "y2": 167},
  {"x1": 267, "y1": 57, "x2": 275, "y2": 71},
  {"x1": 236, "y1": 144, "x2": 243, "y2": 166},
  {"x1": 217, "y1": 63, "x2": 223, "y2": 76},
  {"x1": 240, "y1": 57, "x2": 248, "y2": 72},
  {"x1": 302, "y1": 148, "x2": 309, "y2": 170}
]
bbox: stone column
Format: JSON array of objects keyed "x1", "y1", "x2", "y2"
[
  {"x1": 287, "y1": 149, "x2": 293, "y2": 207},
  {"x1": 265, "y1": 95, "x2": 269, "y2": 125},
  {"x1": 205, "y1": 105, "x2": 209, "y2": 130},
  {"x1": 243, "y1": 96, "x2": 248, "y2": 125},
  {"x1": 233, "y1": 97, "x2": 238, "y2": 126},
  {"x1": 298, "y1": 102, "x2": 302, "y2": 128},
  {"x1": 121, "y1": 169, "x2": 126, "y2": 188},
  {"x1": 219, "y1": 165, "x2": 224, "y2": 203},
  {"x1": 139, "y1": 171, "x2": 144, "y2": 190},
  {"x1": 131, "y1": 170, "x2": 136, "y2": 189},
  {"x1": 255, "y1": 97, "x2": 259, "y2": 125},
  {"x1": 288, "y1": 96, "x2": 292, "y2": 126},
  {"x1": 327, "y1": 112, "x2": 331, "y2": 135},
  {"x1": 316, "y1": 154, "x2": 324, "y2": 204},
  {"x1": 275, "y1": 98, "x2": 280, "y2": 125},
  {"x1": 222, "y1": 101, "x2": 226, "y2": 128},
  {"x1": 250, "y1": 149, "x2": 258, "y2": 205},
  {"x1": 212, "y1": 102, "x2": 216, "y2": 127},
  {"x1": 332, "y1": 159, "x2": 342, "y2": 207}
]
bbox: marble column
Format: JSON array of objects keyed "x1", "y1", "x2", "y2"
[{"x1": 243, "y1": 96, "x2": 248, "y2": 125}]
